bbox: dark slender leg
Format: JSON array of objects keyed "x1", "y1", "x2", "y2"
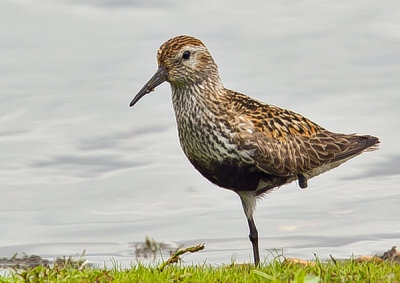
[
  {"x1": 298, "y1": 174, "x2": 308, "y2": 189},
  {"x1": 248, "y1": 217, "x2": 260, "y2": 266},
  {"x1": 238, "y1": 192, "x2": 259, "y2": 266}
]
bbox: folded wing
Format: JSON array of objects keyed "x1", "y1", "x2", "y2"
[{"x1": 252, "y1": 131, "x2": 379, "y2": 177}]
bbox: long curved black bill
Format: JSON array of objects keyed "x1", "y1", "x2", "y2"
[{"x1": 130, "y1": 66, "x2": 167, "y2": 107}]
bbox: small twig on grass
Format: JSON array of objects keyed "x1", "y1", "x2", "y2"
[
  {"x1": 158, "y1": 243, "x2": 205, "y2": 271},
  {"x1": 329, "y1": 254, "x2": 338, "y2": 265}
]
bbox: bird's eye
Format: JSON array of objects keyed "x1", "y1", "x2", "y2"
[{"x1": 182, "y1": 51, "x2": 191, "y2": 60}]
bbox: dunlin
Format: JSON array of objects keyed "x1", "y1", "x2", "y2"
[{"x1": 130, "y1": 35, "x2": 379, "y2": 266}]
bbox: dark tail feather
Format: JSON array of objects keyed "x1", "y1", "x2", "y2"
[
  {"x1": 332, "y1": 135, "x2": 380, "y2": 163},
  {"x1": 363, "y1": 135, "x2": 380, "y2": 152}
]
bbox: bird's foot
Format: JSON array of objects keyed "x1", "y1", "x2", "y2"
[{"x1": 298, "y1": 174, "x2": 308, "y2": 189}]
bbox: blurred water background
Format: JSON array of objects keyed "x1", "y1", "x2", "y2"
[{"x1": 1, "y1": 0, "x2": 399, "y2": 267}]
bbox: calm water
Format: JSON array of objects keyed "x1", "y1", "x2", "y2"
[{"x1": 1, "y1": 0, "x2": 399, "y2": 267}]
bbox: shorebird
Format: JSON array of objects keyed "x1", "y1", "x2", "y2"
[{"x1": 129, "y1": 35, "x2": 379, "y2": 266}]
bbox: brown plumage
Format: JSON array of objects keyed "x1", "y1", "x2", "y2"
[{"x1": 130, "y1": 35, "x2": 380, "y2": 266}]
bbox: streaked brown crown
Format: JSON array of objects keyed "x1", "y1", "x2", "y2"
[
  {"x1": 157, "y1": 35, "x2": 205, "y2": 66},
  {"x1": 155, "y1": 35, "x2": 219, "y2": 85}
]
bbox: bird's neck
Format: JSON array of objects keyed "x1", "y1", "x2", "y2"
[
  {"x1": 170, "y1": 76, "x2": 225, "y2": 111},
  {"x1": 169, "y1": 77, "x2": 233, "y2": 167}
]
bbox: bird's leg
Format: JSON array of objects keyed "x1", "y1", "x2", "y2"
[
  {"x1": 238, "y1": 191, "x2": 260, "y2": 266},
  {"x1": 247, "y1": 216, "x2": 260, "y2": 266},
  {"x1": 298, "y1": 174, "x2": 308, "y2": 189}
]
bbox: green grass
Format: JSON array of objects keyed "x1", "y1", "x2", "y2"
[{"x1": 1, "y1": 258, "x2": 399, "y2": 283}]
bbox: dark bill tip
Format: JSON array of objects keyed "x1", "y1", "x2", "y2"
[{"x1": 129, "y1": 66, "x2": 167, "y2": 107}]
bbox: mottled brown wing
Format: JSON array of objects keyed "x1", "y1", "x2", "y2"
[
  {"x1": 228, "y1": 90, "x2": 379, "y2": 177},
  {"x1": 251, "y1": 130, "x2": 379, "y2": 177}
]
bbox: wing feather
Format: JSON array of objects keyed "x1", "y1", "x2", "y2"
[
  {"x1": 228, "y1": 90, "x2": 379, "y2": 177},
  {"x1": 251, "y1": 131, "x2": 379, "y2": 177}
]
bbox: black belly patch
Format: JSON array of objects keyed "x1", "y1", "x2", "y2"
[{"x1": 189, "y1": 157, "x2": 288, "y2": 192}]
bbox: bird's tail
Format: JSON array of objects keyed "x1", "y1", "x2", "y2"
[{"x1": 331, "y1": 134, "x2": 380, "y2": 163}]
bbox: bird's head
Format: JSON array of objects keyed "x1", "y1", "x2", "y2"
[{"x1": 130, "y1": 35, "x2": 219, "y2": 107}]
